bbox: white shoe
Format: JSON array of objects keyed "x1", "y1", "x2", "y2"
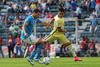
[
  {"x1": 34, "y1": 59, "x2": 44, "y2": 64},
  {"x1": 26, "y1": 57, "x2": 34, "y2": 65}
]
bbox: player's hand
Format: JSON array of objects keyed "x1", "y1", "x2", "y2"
[
  {"x1": 48, "y1": 24, "x2": 53, "y2": 26},
  {"x1": 24, "y1": 33, "x2": 28, "y2": 37},
  {"x1": 45, "y1": 24, "x2": 53, "y2": 29},
  {"x1": 46, "y1": 24, "x2": 53, "y2": 27}
]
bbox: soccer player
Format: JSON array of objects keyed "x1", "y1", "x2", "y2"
[
  {"x1": 20, "y1": 9, "x2": 52, "y2": 65},
  {"x1": 44, "y1": 8, "x2": 82, "y2": 61}
]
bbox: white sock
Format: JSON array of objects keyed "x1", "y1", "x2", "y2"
[{"x1": 67, "y1": 45, "x2": 77, "y2": 57}]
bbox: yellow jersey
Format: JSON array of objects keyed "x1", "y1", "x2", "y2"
[{"x1": 50, "y1": 15, "x2": 65, "y2": 34}]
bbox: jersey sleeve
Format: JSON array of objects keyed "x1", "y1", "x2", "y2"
[{"x1": 24, "y1": 16, "x2": 31, "y2": 24}]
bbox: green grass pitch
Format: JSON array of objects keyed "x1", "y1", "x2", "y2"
[{"x1": 0, "y1": 57, "x2": 100, "y2": 67}]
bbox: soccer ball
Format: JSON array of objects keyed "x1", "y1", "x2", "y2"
[{"x1": 43, "y1": 57, "x2": 50, "y2": 65}]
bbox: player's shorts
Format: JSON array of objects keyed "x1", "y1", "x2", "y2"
[
  {"x1": 22, "y1": 35, "x2": 38, "y2": 45},
  {"x1": 45, "y1": 32, "x2": 70, "y2": 44}
]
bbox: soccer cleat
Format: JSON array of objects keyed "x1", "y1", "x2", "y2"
[
  {"x1": 38, "y1": 59, "x2": 44, "y2": 64},
  {"x1": 73, "y1": 56, "x2": 82, "y2": 61},
  {"x1": 34, "y1": 59, "x2": 44, "y2": 64},
  {"x1": 26, "y1": 57, "x2": 34, "y2": 65}
]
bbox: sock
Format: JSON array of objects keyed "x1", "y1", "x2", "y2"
[
  {"x1": 67, "y1": 45, "x2": 77, "y2": 57},
  {"x1": 34, "y1": 48, "x2": 41, "y2": 60},
  {"x1": 29, "y1": 44, "x2": 43, "y2": 60},
  {"x1": 34, "y1": 44, "x2": 43, "y2": 60},
  {"x1": 29, "y1": 50, "x2": 37, "y2": 60}
]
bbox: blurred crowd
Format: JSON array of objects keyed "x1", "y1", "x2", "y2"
[{"x1": 0, "y1": 0, "x2": 99, "y2": 30}]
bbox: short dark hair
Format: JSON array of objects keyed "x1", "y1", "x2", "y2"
[
  {"x1": 58, "y1": 7, "x2": 65, "y2": 12},
  {"x1": 33, "y1": 9, "x2": 40, "y2": 13}
]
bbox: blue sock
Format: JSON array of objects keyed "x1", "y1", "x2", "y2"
[
  {"x1": 29, "y1": 50, "x2": 37, "y2": 60},
  {"x1": 34, "y1": 44, "x2": 43, "y2": 60},
  {"x1": 29, "y1": 44, "x2": 42, "y2": 60}
]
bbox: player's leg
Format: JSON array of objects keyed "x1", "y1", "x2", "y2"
[
  {"x1": 16, "y1": 46, "x2": 19, "y2": 57},
  {"x1": 25, "y1": 36, "x2": 45, "y2": 64},
  {"x1": 23, "y1": 38, "x2": 32, "y2": 58},
  {"x1": 34, "y1": 44, "x2": 44, "y2": 64},
  {"x1": 26, "y1": 48, "x2": 36, "y2": 65},
  {"x1": 34, "y1": 44, "x2": 42, "y2": 60},
  {"x1": 43, "y1": 34, "x2": 56, "y2": 64},
  {"x1": 22, "y1": 38, "x2": 35, "y2": 65},
  {"x1": 44, "y1": 34, "x2": 56, "y2": 44},
  {"x1": 24, "y1": 46, "x2": 29, "y2": 58},
  {"x1": 18, "y1": 46, "x2": 23, "y2": 57},
  {"x1": 58, "y1": 34, "x2": 82, "y2": 61},
  {"x1": 44, "y1": 34, "x2": 56, "y2": 57}
]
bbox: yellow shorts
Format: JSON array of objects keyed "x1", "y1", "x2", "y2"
[{"x1": 45, "y1": 32, "x2": 70, "y2": 44}]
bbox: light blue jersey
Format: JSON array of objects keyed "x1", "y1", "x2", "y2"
[{"x1": 20, "y1": 15, "x2": 42, "y2": 39}]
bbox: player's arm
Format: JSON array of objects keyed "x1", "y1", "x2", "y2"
[
  {"x1": 49, "y1": 18, "x2": 55, "y2": 24},
  {"x1": 40, "y1": 22, "x2": 53, "y2": 27},
  {"x1": 40, "y1": 18, "x2": 55, "y2": 28},
  {"x1": 23, "y1": 23, "x2": 28, "y2": 36},
  {"x1": 57, "y1": 27, "x2": 66, "y2": 32},
  {"x1": 23, "y1": 17, "x2": 31, "y2": 36}
]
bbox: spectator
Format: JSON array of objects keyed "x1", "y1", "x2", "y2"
[
  {"x1": 47, "y1": 12, "x2": 54, "y2": 18},
  {"x1": 8, "y1": 3, "x2": 18, "y2": 13},
  {"x1": 59, "y1": 0, "x2": 66, "y2": 8},
  {"x1": 15, "y1": 35, "x2": 23, "y2": 57},
  {"x1": 40, "y1": 1, "x2": 47, "y2": 12},
  {"x1": 79, "y1": 37, "x2": 89, "y2": 57},
  {"x1": 88, "y1": 40, "x2": 97, "y2": 57},
  {"x1": 30, "y1": 2, "x2": 37, "y2": 9},
  {"x1": 90, "y1": 0, "x2": 96, "y2": 12},
  {"x1": 95, "y1": 0, "x2": 100, "y2": 24},
  {"x1": 17, "y1": 5, "x2": 25, "y2": 13},
  {"x1": 75, "y1": 5, "x2": 82, "y2": 17},
  {"x1": 95, "y1": 0, "x2": 100, "y2": 16},
  {"x1": 65, "y1": 0, "x2": 72, "y2": 11},
  {"x1": 8, "y1": 36, "x2": 16, "y2": 58},
  {"x1": 86, "y1": 0, "x2": 91, "y2": 11},
  {"x1": 23, "y1": 2, "x2": 29, "y2": 12},
  {"x1": 89, "y1": 10, "x2": 97, "y2": 35},
  {"x1": 9, "y1": 23, "x2": 19, "y2": 38},
  {"x1": 25, "y1": 8, "x2": 33, "y2": 15},
  {"x1": 96, "y1": 41, "x2": 100, "y2": 56},
  {"x1": 0, "y1": 38, "x2": 4, "y2": 58},
  {"x1": 71, "y1": 0, "x2": 77, "y2": 11},
  {"x1": 80, "y1": 0, "x2": 87, "y2": 11},
  {"x1": 88, "y1": 40, "x2": 95, "y2": 50},
  {"x1": 75, "y1": 5, "x2": 82, "y2": 26}
]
